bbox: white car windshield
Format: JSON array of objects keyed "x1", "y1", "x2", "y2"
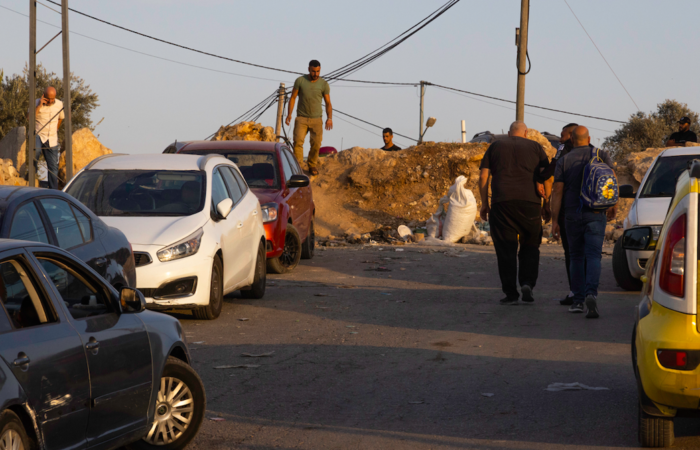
[
  {"x1": 641, "y1": 155, "x2": 700, "y2": 198},
  {"x1": 67, "y1": 170, "x2": 205, "y2": 216}
]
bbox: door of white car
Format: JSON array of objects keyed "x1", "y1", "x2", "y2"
[
  {"x1": 211, "y1": 166, "x2": 248, "y2": 291},
  {"x1": 224, "y1": 166, "x2": 259, "y2": 267}
]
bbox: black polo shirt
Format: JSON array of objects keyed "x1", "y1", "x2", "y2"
[
  {"x1": 381, "y1": 144, "x2": 401, "y2": 151},
  {"x1": 669, "y1": 130, "x2": 697, "y2": 144}
]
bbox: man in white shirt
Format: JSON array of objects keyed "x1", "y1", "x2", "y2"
[{"x1": 33, "y1": 86, "x2": 64, "y2": 189}]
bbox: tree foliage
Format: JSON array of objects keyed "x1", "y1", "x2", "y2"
[
  {"x1": 0, "y1": 64, "x2": 99, "y2": 148},
  {"x1": 603, "y1": 99, "x2": 700, "y2": 160}
]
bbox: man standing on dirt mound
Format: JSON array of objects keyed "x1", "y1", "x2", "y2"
[
  {"x1": 479, "y1": 121, "x2": 550, "y2": 305},
  {"x1": 286, "y1": 60, "x2": 333, "y2": 176}
]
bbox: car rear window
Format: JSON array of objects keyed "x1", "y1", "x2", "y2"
[
  {"x1": 66, "y1": 170, "x2": 206, "y2": 217},
  {"x1": 640, "y1": 155, "x2": 700, "y2": 198},
  {"x1": 211, "y1": 152, "x2": 279, "y2": 189}
]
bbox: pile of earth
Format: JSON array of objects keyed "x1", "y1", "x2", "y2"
[{"x1": 211, "y1": 121, "x2": 276, "y2": 142}]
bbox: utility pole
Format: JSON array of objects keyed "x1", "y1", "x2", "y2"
[
  {"x1": 418, "y1": 81, "x2": 426, "y2": 144},
  {"x1": 461, "y1": 120, "x2": 467, "y2": 143},
  {"x1": 515, "y1": 0, "x2": 530, "y2": 121},
  {"x1": 27, "y1": 0, "x2": 37, "y2": 187},
  {"x1": 62, "y1": 0, "x2": 73, "y2": 181},
  {"x1": 274, "y1": 83, "x2": 286, "y2": 142}
]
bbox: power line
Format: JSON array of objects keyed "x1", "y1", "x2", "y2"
[
  {"x1": 334, "y1": 109, "x2": 417, "y2": 142},
  {"x1": 562, "y1": 0, "x2": 640, "y2": 111}
]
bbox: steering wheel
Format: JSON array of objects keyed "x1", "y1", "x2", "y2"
[{"x1": 128, "y1": 189, "x2": 156, "y2": 211}]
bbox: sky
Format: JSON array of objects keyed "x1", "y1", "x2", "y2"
[{"x1": 1, "y1": 0, "x2": 699, "y2": 155}]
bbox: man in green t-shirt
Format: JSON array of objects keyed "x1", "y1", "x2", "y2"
[{"x1": 285, "y1": 60, "x2": 333, "y2": 175}]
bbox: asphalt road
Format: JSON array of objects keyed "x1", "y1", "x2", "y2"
[{"x1": 178, "y1": 242, "x2": 700, "y2": 450}]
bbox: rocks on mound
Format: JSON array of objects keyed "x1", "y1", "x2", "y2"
[
  {"x1": 59, "y1": 128, "x2": 112, "y2": 183},
  {"x1": 211, "y1": 121, "x2": 276, "y2": 142}
]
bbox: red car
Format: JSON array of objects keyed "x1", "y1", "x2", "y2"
[{"x1": 169, "y1": 141, "x2": 315, "y2": 273}]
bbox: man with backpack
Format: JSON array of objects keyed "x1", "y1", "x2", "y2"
[{"x1": 550, "y1": 126, "x2": 617, "y2": 318}]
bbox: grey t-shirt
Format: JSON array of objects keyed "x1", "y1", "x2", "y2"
[{"x1": 554, "y1": 146, "x2": 614, "y2": 215}]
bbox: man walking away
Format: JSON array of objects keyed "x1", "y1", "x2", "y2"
[
  {"x1": 551, "y1": 126, "x2": 616, "y2": 318},
  {"x1": 381, "y1": 128, "x2": 401, "y2": 151},
  {"x1": 285, "y1": 60, "x2": 333, "y2": 176},
  {"x1": 33, "y1": 86, "x2": 64, "y2": 189},
  {"x1": 666, "y1": 116, "x2": 697, "y2": 147},
  {"x1": 540, "y1": 123, "x2": 578, "y2": 305},
  {"x1": 479, "y1": 121, "x2": 550, "y2": 305}
]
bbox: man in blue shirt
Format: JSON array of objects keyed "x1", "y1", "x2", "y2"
[{"x1": 551, "y1": 126, "x2": 616, "y2": 318}]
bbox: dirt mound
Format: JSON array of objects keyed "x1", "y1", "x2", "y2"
[
  {"x1": 312, "y1": 130, "x2": 557, "y2": 239},
  {"x1": 211, "y1": 121, "x2": 276, "y2": 142}
]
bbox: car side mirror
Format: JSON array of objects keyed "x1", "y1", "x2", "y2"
[
  {"x1": 120, "y1": 287, "x2": 146, "y2": 313},
  {"x1": 216, "y1": 198, "x2": 233, "y2": 219},
  {"x1": 288, "y1": 174, "x2": 310, "y2": 188},
  {"x1": 619, "y1": 184, "x2": 636, "y2": 199},
  {"x1": 622, "y1": 227, "x2": 652, "y2": 250}
]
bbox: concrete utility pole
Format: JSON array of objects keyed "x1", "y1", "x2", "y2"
[
  {"x1": 461, "y1": 120, "x2": 467, "y2": 143},
  {"x1": 62, "y1": 0, "x2": 73, "y2": 181},
  {"x1": 27, "y1": 0, "x2": 37, "y2": 187},
  {"x1": 418, "y1": 81, "x2": 426, "y2": 144},
  {"x1": 275, "y1": 83, "x2": 286, "y2": 142},
  {"x1": 515, "y1": 0, "x2": 530, "y2": 121}
]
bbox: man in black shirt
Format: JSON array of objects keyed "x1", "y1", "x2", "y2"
[
  {"x1": 666, "y1": 117, "x2": 697, "y2": 147},
  {"x1": 381, "y1": 128, "x2": 401, "y2": 151},
  {"x1": 479, "y1": 121, "x2": 550, "y2": 305}
]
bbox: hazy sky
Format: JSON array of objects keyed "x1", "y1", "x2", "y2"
[{"x1": 2, "y1": 0, "x2": 698, "y2": 154}]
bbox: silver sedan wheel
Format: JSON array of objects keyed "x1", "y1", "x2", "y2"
[
  {"x1": 143, "y1": 377, "x2": 194, "y2": 445},
  {"x1": 0, "y1": 430, "x2": 24, "y2": 450}
]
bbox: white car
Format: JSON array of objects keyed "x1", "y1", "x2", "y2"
[
  {"x1": 64, "y1": 154, "x2": 267, "y2": 320},
  {"x1": 614, "y1": 147, "x2": 700, "y2": 290}
]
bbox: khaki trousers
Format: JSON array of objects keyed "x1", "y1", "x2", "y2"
[{"x1": 292, "y1": 117, "x2": 323, "y2": 170}]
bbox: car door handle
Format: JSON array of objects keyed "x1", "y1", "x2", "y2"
[
  {"x1": 253, "y1": 210, "x2": 258, "y2": 215},
  {"x1": 94, "y1": 257, "x2": 108, "y2": 267},
  {"x1": 86, "y1": 338, "x2": 100, "y2": 353},
  {"x1": 13, "y1": 355, "x2": 30, "y2": 367},
  {"x1": 237, "y1": 222, "x2": 243, "y2": 229}
]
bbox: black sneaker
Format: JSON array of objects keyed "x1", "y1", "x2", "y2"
[
  {"x1": 521, "y1": 285, "x2": 534, "y2": 303},
  {"x1": 558, "y1": 294, "x2": 575, "y2": 306},
  {"x1": 568, "y1": 302, "x2": 584, "y2": 313},
  {"x1": 585, "y1": 295, "x2": 599, "y2": 319},
  {"x1": 499, "y1": 297, "x2": 519, "y2": 305}
]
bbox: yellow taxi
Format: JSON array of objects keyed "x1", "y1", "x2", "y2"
[{"x1": 628, "y1": 160, "x2": 700, "y2": 447}]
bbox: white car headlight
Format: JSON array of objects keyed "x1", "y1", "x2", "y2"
[
  {"x1": 261, "y1": 203, "x2": 278, "y2": 223},
  {"x1": 157, "y1": 228, "x2": 203, "y2": 262}
]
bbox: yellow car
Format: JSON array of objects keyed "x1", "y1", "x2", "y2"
[{"x1": 629, "y1": 160, "x2": 700, "y2": 447}]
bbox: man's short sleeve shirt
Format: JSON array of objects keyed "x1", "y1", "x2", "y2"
[
  {"x1": 669, "y1": 130, "x2": 698, "y2": 143},
  {"x1": 35, "y1": 99, "x2": 64, "y2": 147},
  {"x1": 293, "y1": 75, "x2": 330, "y2": 119}
]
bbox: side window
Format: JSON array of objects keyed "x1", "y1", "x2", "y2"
[
  {"x1": 37, "y1": 257, "x2": 111, "y2": 319},
  {"x1": 10, "y1": 202, "x2": 49, "y2": 244},
  {"x1": 220, "y1": 167, "x2": 243, "y2": 204},
  {"x1": 282, "y1": 148, "x2": 302, "y2": 175},
  {"x1": 279, "y1": 152, "x2": 293, "y2": 183},
  {"x1": 0, "y1": 259, "x2": 56, "y2": 329},
  {"x1": 72, "y1": 205, "x2": 92, "y2": 243},
  {"x1": 211, "y1": 169, "x2": 231, "y2": 208},
  {"x1": 39, "y1": 198, "x2": 86, "y2": 249},
  {"x1": 231, "y1": 168, "x2": 248, "y2": 194}
]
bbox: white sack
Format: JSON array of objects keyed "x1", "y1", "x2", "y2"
[{"x1": 442, "y1": 176, "x2": 478, "y2": 243}]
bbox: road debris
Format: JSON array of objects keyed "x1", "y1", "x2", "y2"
[
  {"x1": 208, "y1": 417, "x2": 226, "y2": 422},
  {"x1": 545, "y1": 382, "x2": 609, "y2": 392},
  {"x1": 192, "y1": 341, "x2": 205, "y2": 344},
  {"x1": 481, "y1": 393, "x2": 495, "y2": 397},
  {"x1": 238, "y1": 318, "x2": 250, "y2": 321},
  {"x1": 408, "y1": 401, "x2": 424, "y2": 404},
  {"x1": 214, "y1": 364, "x2": 260, "y2": 369},
  {"x1": 241, "y1": 351, "x2": 275, "y2": 358}
]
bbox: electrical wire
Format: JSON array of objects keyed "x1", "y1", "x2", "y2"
[
  {"x1": 202, "y1": 91, "x2": 279, "y2": 140},
  {"x1": 563, "y1": 0, "x2": 639, "y2": 111},
  {"x1": 334, "y1": 109, "x2": 417, "y2": 142}
]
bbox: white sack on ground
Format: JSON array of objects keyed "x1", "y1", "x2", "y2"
[{"x1": 442, "y1": 176, "x2": 478, "y2": 243}]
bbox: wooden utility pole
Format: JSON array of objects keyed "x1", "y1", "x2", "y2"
[
  {"x1": 418, "y1": 81, "x2": 426, "y2": 144},
  {"x1": 275, "y1": 83, "x2": 286, "y2": 142},
  {"x1": 461, "y1": 120, "x2": 467, "y2": 143},
  {"x1": 62, "y1": 0, "x2": 73, "y2": 181},
  {"x1": 27, "y1": 0, "x2": 37, "y2": 187},
  {"x1": 515, "y1": 0, "x2": 530, "y2": 121}
]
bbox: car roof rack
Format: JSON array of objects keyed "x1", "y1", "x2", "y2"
[
  {"x1": 198, "y1": 154, "x2": 227, "y2": 170},
  {"x1": 84, "y1": 153, "x2": 127, "y2": 171}
]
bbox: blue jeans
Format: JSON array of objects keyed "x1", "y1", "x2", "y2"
[
  {"x1": 565, "y1": 210, "x2": 607, "y2": 303},
  {"x1": 35, "y1": 136, "x2": 59, "y2": 189}
]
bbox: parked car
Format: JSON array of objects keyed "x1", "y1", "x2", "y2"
[
  {"x1": 64, "y1": 154, "x2": 267, "y2": 320},
  {"x1": 172, "y1": 140, "x2": 315, "y2": 274},
  {"x1": 614, "y1": 147, "x2": 700, "y2": 290},
  {"x1": 630, "y1": 160, "x2": 700, "y2": 447},
  {"x1": 0, "y1": 185, "x2": 135, "y2": 289},
  {"x1": 0, "y1": 239, "x2": 205, "y2": 450},
  {"x1": 468, "y1": 130, "x2": 560, "y2": 148}
]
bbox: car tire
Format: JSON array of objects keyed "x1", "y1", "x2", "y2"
[
  {"x1": 301, "y1": 219, "x2": 315, "y2": 260},
  {"x1": 128, "y1": 357, "x2": 206, "y2": 450},
  {"x1": 267, "y1": 224, "x2": 301, "y2": 274},
  {"x1": 0, "y1": 410, "x2": 31, "y2": 450},
  {"x1": 241, "y1": 240, "x2": 266, "y2": 299},
  {"x1": 193, "y1": 256, "x2": 223, "y2": 320},
  {"x1": 613, "y1": 238, "x2": 643, "y2": 291},
  {"x1": 638, "y1": 403, "x2": 674, "y2": 448}
]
